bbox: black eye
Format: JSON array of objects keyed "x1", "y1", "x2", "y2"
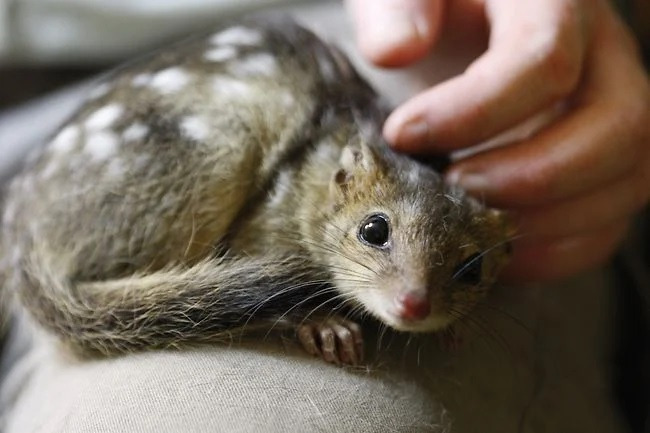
[
  {"x1": 358, "y1": 214, "x2": 390, "y2": 248},
  {"x1": 453, "y1": 253, "x2": 483, "y2": 285}
]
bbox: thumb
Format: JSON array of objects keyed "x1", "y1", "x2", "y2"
[{"x1": 345, "y1": 0, "x2": 446, "y2": 67}]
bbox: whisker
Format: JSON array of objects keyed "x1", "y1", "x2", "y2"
[
  {"x1": 266, "y1": 290, "x2": 349, "y2": 337},
  {"x1": 449, "y1": 236, "x2": 521, "y2": 280},
  {"x1": 449, "y1": 307, "x2": 512, "y2": 360},
  {"x1": 375, "y1": 322, "x2": 389, "y2": 358},
  {"x1": 240, "y1": 279, "x2": 334, "y2": 333},
  {"x1": 296, "y1": 293, "x2": 351, "y2": 326},
  {"x1": 473, "y1": 301, "x2": 533, "y2": 336},
  {"x1": 288, "y1": 232, "x2": 380, "y2": 277}
]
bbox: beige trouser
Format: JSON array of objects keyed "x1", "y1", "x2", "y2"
[{"x1": 0, "y1": 269, "x2": 625, "y2": 433}]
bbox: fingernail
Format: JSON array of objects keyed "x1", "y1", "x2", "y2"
[
  {"x1": 445, "y1": 171, "x2": 491, "y2": 193},
  {"x1": 366, "y1": 8, "x2": 428, "y2": 53},
  {"x1": 393, "y1": 119, "x2": 429, "y2": 147}
]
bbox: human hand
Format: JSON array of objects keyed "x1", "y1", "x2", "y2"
[{"x1": 347, "y1": 0, "x2": 650, "y2": 283}]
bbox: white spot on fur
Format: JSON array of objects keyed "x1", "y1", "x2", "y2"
[
  {"x1": 131, "y1": 73, "x2": 152, "y2": 87},
  {"x1": 316, "y1": 57, "x2": 337, "y2": 82},
  {"x1": 229, "y1": 53, "x2": 277, "y2": 76},
  {"x1": 149, "y1": 67, "x2": 190, "y2": 95},
  {"x1": 314, "y1": 141, "x2": 337, "y2": 161},
  {"x1": 85, "y1": 104, "x2": 124, "y2": 131},
  {"x1": 180, "y1": 116, "x2": 210, "y2": 141},
  {"x1": 407, "y1": 168, "x2": 420, "y2": 184},
  {"x1": 160, "y1": 191, "x2": 176, "y2": 211},
  {"x1": 204, "y1": 46, "x2": 237, "y2": 62},
  {"x1": 106, "y1": 159, "x2": 125, "y2": 179},
  {"x1": 40, "y1": 161, "x2": 60, "y2": 180},
  {"x1": 212, "y1": 76, "x2": 254, "y2": 99},
  {"x1": 279, "y1": 90, "x2": 296, "y2": 108},
  {"x1": 85, "y1": 131, "x2": 119, "y2": 161},
  {"x1": 88, "y1": 82, "x2": 111, "y2": 99},
  {"x1": 268, "y1": 170, "x2": 292, "y2": 208},
  {"x1": 210, "y1": 26, "x2": 262, "y2": 46},
  {"x1": 122, "y1": 122, "x2": 149, "y2": 142},
  {"x1": 50, "y1": 125, "x2": 80, "y2": 153}
]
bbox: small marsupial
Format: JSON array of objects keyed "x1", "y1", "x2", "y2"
[{"x1": 0, "y1": 17, "x2": 511, "y2": 365}]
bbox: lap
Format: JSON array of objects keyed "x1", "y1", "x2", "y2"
[
  {"x1": 0, "y1": 325, "x2": 444, "y2": 433},
  {"x1": 0, "y1": 266, "x2": 627, "y2": 433}
]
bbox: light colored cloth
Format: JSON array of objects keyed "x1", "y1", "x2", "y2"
[
  {"x1": 0, "y1": 270, "x2": 625, "y2": 432},
  {"x1": 1, "y1": 321, "x2": 446, "y2": 432},
  {"x1": 0, "y1": 2, "x2": 629, "y2": 432}
]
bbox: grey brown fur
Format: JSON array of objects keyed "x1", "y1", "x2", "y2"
[{"x1": 0, "y1": 17, "x2": 511, "y2": 359}]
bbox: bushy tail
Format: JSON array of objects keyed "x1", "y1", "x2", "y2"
[{"x1": 18, "y1": 250, "x2": 333, "y2": 356}]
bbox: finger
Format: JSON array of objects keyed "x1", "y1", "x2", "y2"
[
  {"x1": 384, "y1": 0, "x2": 586, "y2": 151},
  {"x1": 443, "y1": 98, "x2": 647, "y2": 207},
  {"x1": 501, "y1": 220, "x2": 629, "y2": 283},
  {"x1": 513, "y1": 166, "x2": 650, "y2": 238},
  {"x1": 444, "y1": 4, "x2": 649, "y2": 206},
  {"x1": 345, "y1": 0, "x2": 445, "y2": 67}
]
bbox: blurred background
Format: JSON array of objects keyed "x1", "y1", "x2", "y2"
[{"x1": 1, "y1": 0, "x2": 647, "y2": 110}]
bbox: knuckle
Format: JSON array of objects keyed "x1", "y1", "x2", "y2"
[
  {"x1": 528, "y1": 6, "x2": 583, "y2": 98},
  {"x1": 512, "y1": 163, "x2": 556, "y2": 202},
  {"x1": 534, "y1": 39, "x2": 581, "y2": 97}
]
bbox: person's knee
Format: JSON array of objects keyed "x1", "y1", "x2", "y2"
[{"x1": 4, "y1": 343, "x2": 444, "y2": 433}]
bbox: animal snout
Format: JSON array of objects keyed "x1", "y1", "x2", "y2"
[{"x1": 396, "y1": 292, "x2": 431, "y2": 321}]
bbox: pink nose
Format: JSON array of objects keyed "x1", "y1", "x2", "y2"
[{"x1": 397, "y1": 293, "x2": 431, "y2": 321}]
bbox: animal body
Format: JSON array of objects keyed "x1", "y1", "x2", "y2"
[{"x1": 0, "y1": 17, "x2": 511, "y2": 365}]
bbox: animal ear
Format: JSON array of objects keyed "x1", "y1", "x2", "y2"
[
  {"x1": 329, "y1": 167, "x2": 352, "y2": 201},
  {"x1": 329, "y1": 142, "x2": 378, "y2": 202},
  {"x1": 339, "y1": 142, "x2": 377, "y2": 173}
]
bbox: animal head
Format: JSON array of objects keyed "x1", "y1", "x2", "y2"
[{"x1": 321, "y1": 141, "x2": 512, "y2": 333}]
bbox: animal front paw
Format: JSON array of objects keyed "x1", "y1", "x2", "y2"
[{"x1": 297, "y1": 316, "x2": 364, "y2": 366}]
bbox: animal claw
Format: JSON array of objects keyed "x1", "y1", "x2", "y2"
[{"x1": 297, "y1": 316, "x2": 364, "y2": 366}]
